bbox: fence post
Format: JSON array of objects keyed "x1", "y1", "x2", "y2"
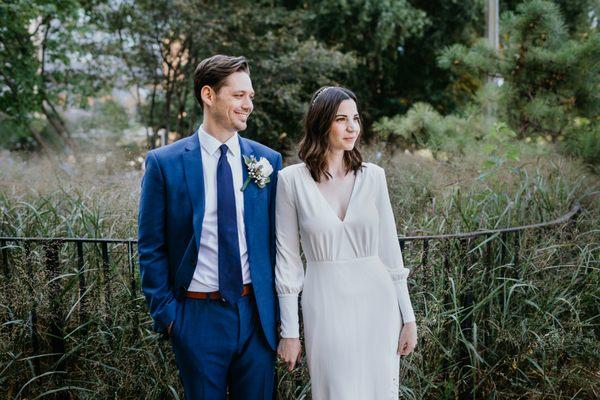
[
  {"x1": 513, "y1": 231, "x2": 521, "y2": 280},
  {"x1": 483, "y1": 239, "x2": 493, "y2": 351},
  {"x1": 22, "y1": 242, "x2": 41, "y2": 376},
  {"x1": 458, "y1": 238, "x2": 475, "y2": 400},
  {"x1": 500, "y1": 232, "x2": 508, "y2": 265},
  {"x1": 101, "y1": 242, "x2": 111, "y2": 322},
  {"x1": 443, "y1": 240, "x2": 451, "y2": 308},
  {"x1": 128, "y1": 241, "x2": 139, "y2": 340},
  {"x1": 77, "y1": 242, "x2": 87, "y2": 335},
  {"x1": 421, "y1": 239, "x2": 429, "y2": 268},
  {"x1": 43, "y1": 240, "x2": 68, "y2": 400}
]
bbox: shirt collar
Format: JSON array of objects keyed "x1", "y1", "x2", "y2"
[{"x1": 198, "y1": 124, "x2": 240, "y2": 157}]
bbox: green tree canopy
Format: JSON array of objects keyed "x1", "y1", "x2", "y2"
[{"x1": 439, "y1": 0, "x2": 600, "y2": 139}]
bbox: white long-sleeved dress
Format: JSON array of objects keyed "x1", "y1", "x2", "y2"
[{"x1": 275, "y1": 162, "x2": 416, "y2": 400}]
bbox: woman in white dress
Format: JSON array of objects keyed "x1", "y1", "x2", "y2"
[{"x1": 275, "y1": 86, "x2": 418, "y2": 399}]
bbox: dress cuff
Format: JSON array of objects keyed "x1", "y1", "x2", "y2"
[
  {"x1": 278, "y1": 294, "x2": 300, "y2": 338},
  {"x1": 393, "y1": 279, "x2": 416, "y2": 324}
]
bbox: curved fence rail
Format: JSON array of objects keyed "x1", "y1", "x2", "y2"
[{"x1": 0, "y1": 203, "x2": 582, "y2": 400}]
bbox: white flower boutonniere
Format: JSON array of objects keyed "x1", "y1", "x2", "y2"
[{"x1": 241, "y1": 155, "x2": 273, "y2": 191}]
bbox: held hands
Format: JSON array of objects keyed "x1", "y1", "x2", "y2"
[
  {"x1": 397, "y1": 321, "x2": 417, "y2": 356},
  {"x1": 277, "y1": 338, "x2": 302, "y2": 371}
]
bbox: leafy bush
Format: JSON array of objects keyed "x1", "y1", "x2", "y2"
[
  {"x1": 563, "y1": 117, "x2": 600, "y2": 167},
  {"x1": 372, "y1": 102, "x2": 473, "y2": 154},
  {"x1": 1, "y1": 148, "x2": 599, "y2": 399},
  {"x1": 438, "y1": 0, "x2": 600, "y2": 141}
]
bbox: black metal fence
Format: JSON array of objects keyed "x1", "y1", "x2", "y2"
[{"x1": 0, "y1": 203, "x2": 581, "y2": 399}]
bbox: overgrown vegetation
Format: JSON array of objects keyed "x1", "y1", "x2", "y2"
[{"x1": 1, "y1": 147, "x2": 598, "y2": 399}]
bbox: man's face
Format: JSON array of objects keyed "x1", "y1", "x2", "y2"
[{"x1": 207, "y1": 71, "x2": 254, "y2": 133}]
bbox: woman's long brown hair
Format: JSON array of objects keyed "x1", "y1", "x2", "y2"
[{"x1": 298, "y1": 86, "x2": 363, "y2": 182}]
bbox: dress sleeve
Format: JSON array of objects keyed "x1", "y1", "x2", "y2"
[
  {"x1": 375, "y1": 167, "x2": 416, "y2": 324},
  {"x1": 275, "y1": 170, "x2": 304, "y2": 338}
]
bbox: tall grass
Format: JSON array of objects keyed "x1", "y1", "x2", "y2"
[{"x1": 1, "y1": 145, "x2": 598, "y2": 399}]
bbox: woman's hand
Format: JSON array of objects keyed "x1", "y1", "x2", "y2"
[
  {"x1": 397, "y1": 321, "x2": 417, "y2": 356},
  {"x1": 277, "y1": 338, "x2": 302, "y2": 371}
]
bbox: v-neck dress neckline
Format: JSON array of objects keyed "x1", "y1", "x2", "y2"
[{"x1": 303, "y1": 164, "x2": 361, "y2": 223}]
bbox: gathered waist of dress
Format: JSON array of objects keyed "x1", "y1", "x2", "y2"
[{"x1": 307, "y1": 255, "x2": 381, "y2": 268}]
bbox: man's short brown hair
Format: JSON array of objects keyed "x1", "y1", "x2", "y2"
[{"x1": 193, "y1": 55, "x2": 250, "y2": 109}]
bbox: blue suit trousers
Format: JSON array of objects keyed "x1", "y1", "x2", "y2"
[{"x1": 170, "y1": 294, "x2": 276, "y2": 400}]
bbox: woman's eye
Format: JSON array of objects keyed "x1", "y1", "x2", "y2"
[{"x1": 336, "y1": 118, "x2": 345, "y2": 122}]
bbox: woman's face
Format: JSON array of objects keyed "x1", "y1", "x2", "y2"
[{"x1": 328, "y1": 99, "x2": 360, "y2": 152}]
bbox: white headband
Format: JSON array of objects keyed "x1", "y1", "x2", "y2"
[{"x1": 312, "y1": 86, "x2": 334, "y2": 105}]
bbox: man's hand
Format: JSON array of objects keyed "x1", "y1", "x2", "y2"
[
  {"x1": 277, "y1": 338, "x2": 302, "y2": 371},
  {"x1": 397, "y1": 321, "x2": 417, "y2": 356}
]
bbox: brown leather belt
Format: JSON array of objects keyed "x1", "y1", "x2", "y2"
[{"x1": 186, "y1": 284, "x2": 253, "y2": 300}]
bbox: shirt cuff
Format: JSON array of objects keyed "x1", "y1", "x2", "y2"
[
  {"x1": 278, "y1": 294, "x2": 300, "y2": 338},
  {"x1": 393, "y1": 279, "x2": 416, "y2": 324}
]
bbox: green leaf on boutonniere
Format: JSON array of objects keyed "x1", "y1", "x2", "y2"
[{"x1": 241, "y1": 176, "x2": 251, "y2": 192}]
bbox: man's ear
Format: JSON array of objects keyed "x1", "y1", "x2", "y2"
[{"x1": 201, "y1": 85, "x2": 214, "y2": 108}]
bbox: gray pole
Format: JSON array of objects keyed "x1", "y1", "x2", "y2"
[
  {"x1": 485, "y1": 0, "x2": 501, "y2": 122},
  {"x1": 486, "y1": 0, "x2": 500, "y2": 51}
]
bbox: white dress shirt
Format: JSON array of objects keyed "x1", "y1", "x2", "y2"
[{"x1": 187, "y1": 125, "x2": 251, "y2": 292}]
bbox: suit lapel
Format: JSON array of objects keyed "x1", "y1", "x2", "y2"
[
  {"x1": 182, "y1": 130, "x2": 205, "y2": 251},
  {"x1": 238, "y1": 135, "x2": 257, "y2": 253}
]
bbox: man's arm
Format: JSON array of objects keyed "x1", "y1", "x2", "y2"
[{"x1": 138, "y1": 151, "x2": 177, "y2": 335}]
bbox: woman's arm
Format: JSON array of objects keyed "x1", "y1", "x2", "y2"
[{"x1": 375, "y1": 166, "x2": 416, "y2": 325}]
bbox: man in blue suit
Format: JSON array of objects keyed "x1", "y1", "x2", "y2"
[{"x1": 138, "y1": 54, "x2": 283, "y2": 399}]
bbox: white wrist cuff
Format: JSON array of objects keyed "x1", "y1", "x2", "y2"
[
  {"x1": 394, "y1": 279, "x2": 416, "y2": 324},
  {"x1": 278, "y1": 294, "x2": 300, "y2": 338}
]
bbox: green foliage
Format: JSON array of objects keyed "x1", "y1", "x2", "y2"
[
  {"x1": 296, "y1": 0, "x2": 429, "y2": 124},
  {"x1": 393, "y1": 0, "x2": 484, "y2": 113},
  {"x1": 96, "y1": 1, "x2": 357, "y2": 151},
  {"x1": 0, "y1": 0, "x2": 114, "y2": 151},
  {"x1": 1, "y1": 0, "x2": 490, "y2": 151},
  {"x1": 439, "y1": 0, "x2": 600, "y2": 141},
  {"x1": 478, "y1": 121, "x2": 521, "y2": 170},
  {"x1": 1, "y1": 149, "x2": 599, "y2": 399},
  {"x1": 76, "y1": 99, "x2": 131, "y2": 133},
  {"x1": 0, "y1": 118, "x2": 36, "y2": 151},
  {"x1": 563, "y1": 117, "x2": 600, "y2": 168},
  {"x1": 373, "y1": 102, "x2": 484, "y2": 156},
  {"x1": 373, "y1": 102, "x2": 458, "y2": 149},
  {"x1": 372, "y1": 84, "x2": 528, "y2": 170}
]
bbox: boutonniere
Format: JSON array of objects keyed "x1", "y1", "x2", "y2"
[{"x1": 241, "y1": 155, "x2": 273, "y2": 191}]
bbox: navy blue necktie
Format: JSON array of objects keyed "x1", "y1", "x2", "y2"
[{"x1": 217, "y1": 144, "x2": 243, "y2": 304}]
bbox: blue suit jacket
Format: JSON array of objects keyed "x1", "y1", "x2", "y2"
[{"x1": 137, "y1": 130, "x2": 283, "y2": 350}]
